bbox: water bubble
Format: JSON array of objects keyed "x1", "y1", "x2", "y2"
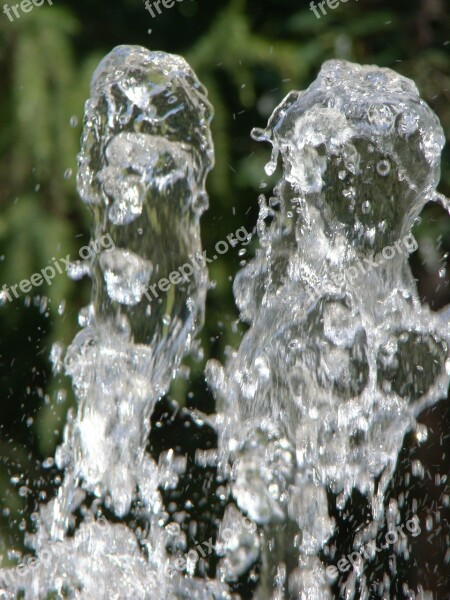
[
  {"x1": 397, "y1": 111, "x2": 419, "y2": 138},
  {"x1": 376, "y1": 159, "x2": 391, "y2": 177},
  {"x1": 367, "y1": 104, "x2": 394, "y2": 131},
  {"x1": 70, "y1": 115, "x2": 78, "y2": 128},
  {"x1": 99, "y1": 249, "x2": 153, "y2": 306}
]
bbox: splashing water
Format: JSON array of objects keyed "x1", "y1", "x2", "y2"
[
  {"x1": 207, "y1": 60, "x2": 450, "y2": 598},
  {"x1": 0, "y1": 45, "x2": 227, "y2": 599},
  {"x1": 2, "y1": 54, "x2": 449, "y2": 600}
]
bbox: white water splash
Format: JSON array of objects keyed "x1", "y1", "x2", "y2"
[
  {"x1": 207, "y1": 60, "x2": 450, "y2": 598},
  {"x1": 0, "y1": 45, "x2": 227, "y2": 599}
]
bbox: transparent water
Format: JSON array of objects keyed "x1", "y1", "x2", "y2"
[
  {"x1": 207, "y1": 60, "x2": 450, "y2": 598},
  {"x1": 1, "y1": 53, "x2": 448, "y2": 599},
  {"x1": 0, "y1": 45, "x2": 224, "y2": 599}
]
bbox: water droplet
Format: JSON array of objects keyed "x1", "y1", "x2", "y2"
[
  {"x1": 64, "y1": 168, "x2": 73, "y2": 180},
  {"x1": 415, "y1": 424, "x2": 428, "y2": 443},
  {"x1": 42, "y1": 457, "x2": 55, "y2": 469},
  {"x1": 39, "y1": 296, "x2": 48, "y2": 313},
  {"x1": 251, "y1": 127, "x2": 266, "y2": 141},
  {"x1": 411, "y1": 460, "x2": 424, "y2": 478},
  {"x1": 264, "y1": 160, "x2": 277, "y2": 176},
  {"x1": 70, "y1": 115, "x2": 78, "y2": 128},
  {"x1": 67, "y1": 261, "x2": 91, "y2": 281}
]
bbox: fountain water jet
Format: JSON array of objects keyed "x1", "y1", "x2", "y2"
[
  {"x1": 1, "y1": 53, "x2": 448, "y2": 600},
  {"x1": 207, "y1": 60, "x2": 450, "y2": 598},
  {"x1": 0, "y1": 45, "x2": 230, "y2": 599}
]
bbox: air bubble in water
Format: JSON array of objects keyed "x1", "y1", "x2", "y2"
[
  {"x1": 99, "y1": 248, "x2": 153, "y2": 306},
  {"x1": 377, "y1": 159, "x2": 391, "y2": 176}
]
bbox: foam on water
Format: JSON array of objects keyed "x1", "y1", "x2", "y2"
[{"x1": 207, "y1": 60, "x2": 450, "y2": 598}]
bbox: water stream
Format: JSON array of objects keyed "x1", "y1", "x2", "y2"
[
  {"x1": 207, "y1": 59, "x2": 450, "y2": 599},
  {"x1": 0, "y1": 44, "x2": 224, "y2": 599},
  {"x1": 1, "y1": 52, "x2": 448, "y2": 599}
]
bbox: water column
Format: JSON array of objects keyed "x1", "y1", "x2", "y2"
[
  {"x1": 62, "y1": 44, "x2": 214, "y2": 519},
  {"x1": 208, "y1": 60, "x2": 450, "y2": 598},
  {"x1": 0, "y1": 45, "x2": 220, "y2": 599}
]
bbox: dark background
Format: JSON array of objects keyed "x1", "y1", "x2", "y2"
[{"x1": 0, "y1": 0, "x2": 449, "y2": 597}]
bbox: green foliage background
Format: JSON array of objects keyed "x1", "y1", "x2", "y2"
[{"x1": 0, "y1": 0, "x2": 449, "y2": 585}]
